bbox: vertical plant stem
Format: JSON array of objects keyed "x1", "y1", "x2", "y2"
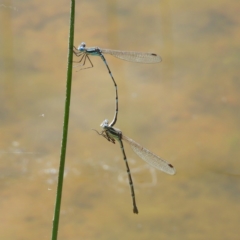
[{"x1": 51, "y1": 0, "x2": 75, "y2": 239}]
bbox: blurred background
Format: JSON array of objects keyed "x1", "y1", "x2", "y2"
[{"x1": 0, "y1": 0, "x2": 240, "y2": 239}]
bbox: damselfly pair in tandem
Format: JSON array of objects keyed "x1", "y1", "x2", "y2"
[{"x1": 73, "y1": 42, "x2": 176, "y2": 214}]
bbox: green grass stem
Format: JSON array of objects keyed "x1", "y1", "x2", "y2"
[{"x1": 51, "y1": 1, "x2": 75, "y2": 239}]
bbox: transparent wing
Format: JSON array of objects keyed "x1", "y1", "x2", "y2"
[
  {"x1": 122, "y1": 135, "x2": 176, "y2": 175},
  {"x1": 100, "y1": 48, "x2": 161, "y2": 63}
]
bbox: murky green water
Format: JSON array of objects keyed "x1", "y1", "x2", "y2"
[{"x1": 0, "y1": 0, "x2": 240, "y2": 239}]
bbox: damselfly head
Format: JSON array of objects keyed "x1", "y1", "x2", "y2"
[
  {"x1": 78, "y1": 42, "x2": 86, "y2": 51},
  {"x1": 100, "y1": 119, "x2": 109, "y2": 128}
]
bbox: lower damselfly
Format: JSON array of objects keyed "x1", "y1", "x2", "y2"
[{"x1": 94, "y1": 119, "x2": 176, "y2": 214}]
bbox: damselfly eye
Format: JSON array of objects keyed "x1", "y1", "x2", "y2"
[{"x1": 78, "y1": 42, "x2": 86, "y2": 51}]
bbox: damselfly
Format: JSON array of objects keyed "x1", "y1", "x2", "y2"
[
  {"x1": 73, "y1": 42, "x2": 161, "y2": 127},
  {"x1": 94, "y1": 119, "x2": 176, "y2": 214}
]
